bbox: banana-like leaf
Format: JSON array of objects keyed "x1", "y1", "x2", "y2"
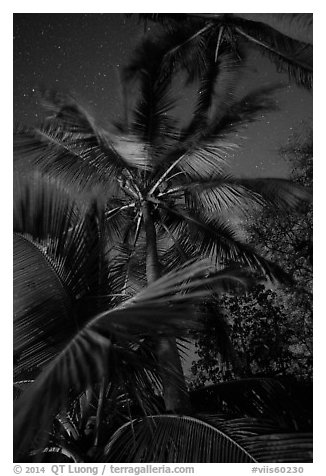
[
  {"x1": 14, "y1": 233, "x2": 72, "y2": 377},
  {"x1": 14, "y1": 260, "x2": 251, "y2": 460},
  {"x1": 13, "y1": 174, "x2": 112, "y2": 380}
]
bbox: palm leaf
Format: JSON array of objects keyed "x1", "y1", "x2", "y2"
[
  {"x1": 14, "y1": 125, "x2": 124, "y2": 195},
  {"x1": 234, "y1": 22, "x2": 312, "y2": 89},
  {"x1": 163, "y1": 176, "x2": 312, "y2": 215},
  {"x1": 134, "y1": 14, "x2": 313, "y2": 88},
  {"x1": 122, "y1": 37, "x2": 180, "y2": 161},
  {"x1": 233, "y1": 13, "x2": 313, "y2": 45},
  {"x1": 158, "y1": 141, "x2": 236, "y2": 182},
  {"x1": 205, "y1": 84, "x2": 281, "y2": 139},
  {"x1": 125, "y1": 20, "x2": 211, "y2": 84},
  {"x1": 157, "y1": 202, "x2": 291, "y2": 283},
  {"x1": 240, "y1": 433, "x2": 312, "y2": 463},
  {"x1": 14, "y1": 174, "x2": 111, "y2": 379},
  {"x1": 160, "y1": 22, "x2": 212, "y2": 83},
  {"x1": 183, "y1": 49, "x2": 241, "y2": 140},
  {"x1": 14, "y1": 233, "x2": 72, "y2": 378},
  {"x1": 108, "y1": 243, "x2": 147, "y2": 300},
  {"x1": 202, "y1": 414, "x2": 312, "y2": 463},
  {"x1": 233, "y1": 177, "x2": 312, "y2": 211},
  {"x1": 104, "y1": 414, "x2": 256, "y2": 462},
  {"x1": 135, "y1": 13, "x2": 313, "y2": 45},
  {"x1": 104, "y1": 413, "x2": 312, "y2": 463},
  {"x1": 15, "y1": 88, "x2": 138, "y2": 194},
  {"x1": 154, "y1": 85, "x2": 280, "y2": 182}
]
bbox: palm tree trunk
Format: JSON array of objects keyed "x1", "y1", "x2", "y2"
[{"x1": 142, "y1": 201, "x2": 192, "y2": 413}]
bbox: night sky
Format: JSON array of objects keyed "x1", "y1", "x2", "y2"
[{"x1": 13, "y1": 13, "x2": 312, "y2": 178}]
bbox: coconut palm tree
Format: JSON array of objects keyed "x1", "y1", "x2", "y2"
[
  {"x1": 133, "y1": 13, "x2": 312, "y2": 89},
  {"x1": 14, "y1": 34, "x2": 311, "y2": 415},
  {"x1": 14, "y1": 171, "x2": 255, "y2": 460}
]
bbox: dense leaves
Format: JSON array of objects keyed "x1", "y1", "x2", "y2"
[{"x1": 191, "y1": 128, "x2": 312, "y2": 386}]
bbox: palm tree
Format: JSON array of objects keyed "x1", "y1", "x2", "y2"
[
  {"x1": 14, "y1": 34, "x2": 311, "y2": 415},
  {"x1": 133, "y1": 13, "x2": 312, "y2": 89},
  {"x1": 14, "y1": 171, "x2": 254, "y2": 460}
]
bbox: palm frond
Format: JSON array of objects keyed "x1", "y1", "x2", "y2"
[
  {"x1": 234, "y1": 21, "x2": 312, "y2": 89},
  {"x1": 104, "y1": 414, "x2": 256, "y2": 462},
  {"x1": 157, "y1": 141, "x2": 236, "y2": 182},
  {"x1": 156, "y1": 202, "x2": 291, "y2": 283},
  {"x1": 201, "y1": 414, "x2": 312, "y2": 462},
  {"x1": 15, "y1": 88, "x2": 138, "y2": 194},
  {"x1": 107, "y1": 243, "x2": 147, "y2": 300},
  {"x1": 111, "y1": 134, "x2": 154, "y2": 171},
  {"x1": 137, "y1": 14, "x2": 313, "y2": 89},
  {"x1": 207, "y1": 84, "x2": 281, "y2": 138},
  {"x1": 233, "y1": 177, "x2": 312, "y2": 211},
  {"x1": 233, "y1": 13, "x2": 313, "y2": 45},
  {"x1": 14, "y1": 233, "x2": 72, "y2": 378},
  {"x1": 159, "y1": 21, "x2": 213, "y2": 83},
  {"x1": 14, "y1": 174, "x2": 112, "y2": 380},
  {"x1": 39, "y1": 88, "x2": 102, "y2": 135},
  {"x1": 162, "y1": 176, "x2": 312, "y2": 215},
  {"x1": 183, "y1": 50, "x2": 241, "y2": 140},
  {"x1": 125, "y1": 19, "x2": 211, "y2": 84},
  {"x1": 155, "y1": 86, "x2": 280, "y2": 182},
  {"x1": 240, "y1": 432, "x2": 313, "y2": 463},
  {"x1": 122, "y1": 37, "x2": 180, "y2": 160},
  {"x1": 14, "y1": 126, "x2": 126, "y2": 196}
]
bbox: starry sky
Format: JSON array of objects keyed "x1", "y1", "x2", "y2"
[{"x1": 13, "y1": 13, "x2": 313, "y2": 179}]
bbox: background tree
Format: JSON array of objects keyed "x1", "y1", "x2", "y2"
[{"x1": 191, "y1": 126, "x2": 312, "y2": 386}]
